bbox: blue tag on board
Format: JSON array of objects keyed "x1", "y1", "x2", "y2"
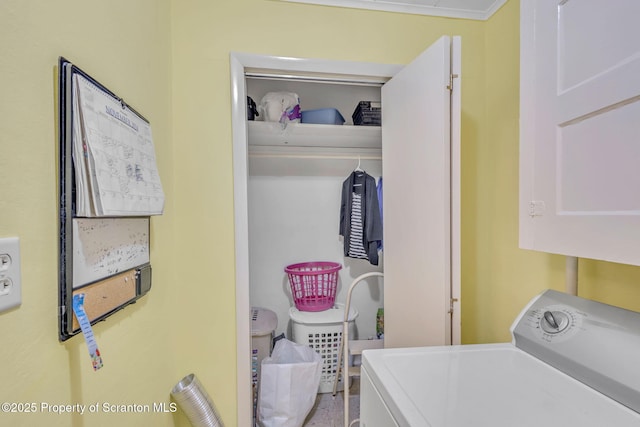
[{"x1": 72, "y1": 294, "x2": 104, "y2": 371}]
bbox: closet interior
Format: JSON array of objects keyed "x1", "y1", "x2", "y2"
[{"x1": 246, "y1": 74, "x2": 385, "y2": 341}]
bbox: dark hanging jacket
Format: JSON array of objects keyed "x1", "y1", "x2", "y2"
[{"x1": 339, "y1": 171, "x2": 383, "y2": 265}]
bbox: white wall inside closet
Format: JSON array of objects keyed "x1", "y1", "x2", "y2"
[{"x1": 248, "y1": 172, "x2": 384, "y2": 339}]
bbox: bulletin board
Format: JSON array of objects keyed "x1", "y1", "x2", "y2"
[{"x1": 58, "y1": 57, "x2": 162, "y2": 341}]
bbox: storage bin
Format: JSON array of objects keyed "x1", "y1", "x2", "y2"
[
  {"x1": 250, "y1": 307, "x2": 277, "y2": 426},
  {"x1": 352, "y1": 101, "x2": 381, "y2": 126},
  {"x1": 301, "y1": 108, "x2": 345, "y2": 125},
  {"x1": 289, "y1": 303, "x2": 358, "y2": 393},
  {"x1": 285, "y1": 261, "x2": 342, "y2": 312}
]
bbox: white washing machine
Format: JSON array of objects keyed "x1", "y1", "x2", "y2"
[{"x1": 360, "y1": 290, "x2": 640, "y2": 426}]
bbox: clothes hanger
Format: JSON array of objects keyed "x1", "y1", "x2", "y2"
[
  {"x1": 354, "y1": 155, "x2": 363, "y2": 172},
  {"x1": 353, "y1": 156, "x2": 364, "y2": 188}
]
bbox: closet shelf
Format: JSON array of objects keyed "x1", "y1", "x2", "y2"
[{"x1": 248, "y1": 120, "x2": 381, "y2": 150}]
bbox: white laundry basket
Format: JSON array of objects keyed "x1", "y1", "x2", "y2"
[{"x1": 289, "y1": 304, "x2": 358, "y2": 393}]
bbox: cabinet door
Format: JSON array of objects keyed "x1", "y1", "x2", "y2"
[
  {"x1": 382, "y1": 36, "x2": 461, "y2": 347},
  {"x1": 520, "y1": 1, "x2": 640, "y2": 265}
]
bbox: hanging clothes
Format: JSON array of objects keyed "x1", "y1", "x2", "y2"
[
  {"x1": 376, "y1": 176, "x2": 383, "y2": 251},
  {"x1": 339, "y1": 170, "x2": 383, "y2": 265}
]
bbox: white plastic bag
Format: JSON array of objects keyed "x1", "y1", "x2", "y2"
[
  {"x1": 258, "y1": 92, "x2": 301, "y2": 124},
  {"x1": 257, "y1": 338, "x2": 322, "y2": 427}
]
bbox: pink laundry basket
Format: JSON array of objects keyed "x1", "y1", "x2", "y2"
[{"x1": 285, "y1": 262, "x2": 342, "y2": 312}]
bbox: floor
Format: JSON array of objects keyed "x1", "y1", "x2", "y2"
[{"x1": 304, "y1": 379, "x2": 360, "y2": 426}]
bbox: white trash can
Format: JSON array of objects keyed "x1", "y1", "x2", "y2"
[
  {"x1": 289, "y1": 303, "x2": 358, "y2": 393},
  {"x1": 251, "y1": 307, "x2": 278, "y2": 426}
]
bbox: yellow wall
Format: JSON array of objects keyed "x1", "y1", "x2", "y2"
[
  {"x1": 2, "y1": 0, "x2": 640, "y2": 426},
  {"x1": 0, "y1": 1, "x2": 178, "y2": 426},
  {"x1": 461, "y1": 0, "x2": 563, "y2": 343}
]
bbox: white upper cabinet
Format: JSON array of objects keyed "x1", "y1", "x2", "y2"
[{"x1": 520, "y1": 0, "x2": 640, "y2": 265}]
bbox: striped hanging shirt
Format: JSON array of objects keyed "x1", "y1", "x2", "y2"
[{"x1": 348, "y1": 192, "x2": 368, "y2": 259}]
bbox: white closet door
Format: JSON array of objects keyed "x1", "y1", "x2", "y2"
[
  {"x1": 520, "y1": 1, "x2": 640, "y2": 265},
  {"x1": 382, "y1": 36, "x2": 460, "y2": 348}
]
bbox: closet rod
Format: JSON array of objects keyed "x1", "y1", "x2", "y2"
[{"x1": 248, "y1": 152, "x2": 382, "y2": 161}]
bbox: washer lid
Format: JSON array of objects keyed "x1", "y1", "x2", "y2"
[{"x1": 362, "y1": 344, "x2": 640, "y2": 427}]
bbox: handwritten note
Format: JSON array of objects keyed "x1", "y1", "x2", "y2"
[
  {"x1": 73, "y1": 73, "x2": 164, "y2": 216},
  {"x1": 72, "y1": 218, "x2": 149, "y2": 288}
]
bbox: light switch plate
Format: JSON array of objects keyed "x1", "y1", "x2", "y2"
[{"x1": 0, "y1": 237, "x2": 21, "y2": 313}]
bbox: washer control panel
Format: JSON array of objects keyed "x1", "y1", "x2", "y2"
[
  {"x1": 519, "y1": 303, "x2": 584, "y2": 343},
  {"x1": 541, "y1": 310, "x2": 569, "y2": 333},
  {"x1": 511, "y1": 289, "x2": 640, "y2": 414}
]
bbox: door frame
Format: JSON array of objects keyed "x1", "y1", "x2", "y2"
[{"x1": 230, "y1": 51, "x2": 459, "y2": 425}]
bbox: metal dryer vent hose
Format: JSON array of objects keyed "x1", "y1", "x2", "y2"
[{"x1": 171, "y1": 374, "x2": 224, "y2": 427}]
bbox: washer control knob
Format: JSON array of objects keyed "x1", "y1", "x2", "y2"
[{"x1": 541, "y1": 310, "x2": 570, "y2": 334}]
